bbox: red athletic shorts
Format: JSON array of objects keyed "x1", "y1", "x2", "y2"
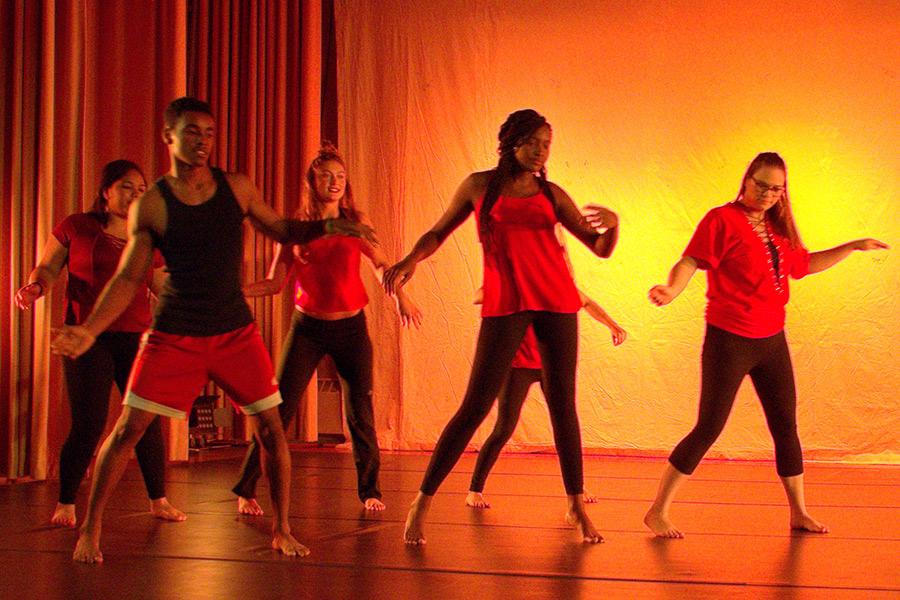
[{"x1": 123, "y1": 322, "x2": 282, "y2": 420}]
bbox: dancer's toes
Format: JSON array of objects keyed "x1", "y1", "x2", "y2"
[
  {"x1": 237, "y1": 497, "x2": 265, "y2": 516},
  {"x1": 403, "y1": 504, "x2": 428, "y2": 545},
  {"x1": 565, "y1": 510, "x2": 604, "y2": 544},
  {"x1": 150, "y1": 497, "x2": 187, "y2": 522},
  {"x1": 73, "y1": 531, "x2": 102, "y2": 564},
  {"x1": 643, "y1": 508, "x2": 684, "y2": 538},
  {"x1": 272, "y1": 531, "x2": 310, "y2": 557},
  {"x1": 465, "y1": 491, "x2": 491, "y2": 509},
  {"x1": 364, "y1": 497, "x2": 386, "y2": 511},
  {"x1": 51, "y1": 503, "x2": 77, "y2": 528},
  {"x1": 791, "y1": 513, "x2": 829, "y2": 534},
  {"x1": 582, "y1": 490, "x2": 599, "y2": 504}
]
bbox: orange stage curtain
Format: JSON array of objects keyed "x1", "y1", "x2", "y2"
[{"x1": 336, "y1": 0, "x2": 899, "y2": 462}]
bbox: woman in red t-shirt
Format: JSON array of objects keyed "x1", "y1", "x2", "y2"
[
  {"x1": 15, "y1": 160, "x2": 185, "y2": 528},
  {"x1": 232, "y1": 144, "x2": 422, "y2": 514},
  {"x1": 384, "y1": 109, "x2": 619, "y2": 545},
  {"x1": 643, "y1": 152, "x2": 888, "y2": 538}
]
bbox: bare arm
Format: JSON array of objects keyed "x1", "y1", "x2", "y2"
[
  {"x1": 648, "y1": 256, "x2": 698, "y2": 306},
  {"x1": 551, "y1": 183, "x2": 618, "y2": 258},
  {"x1": 807, "y1": 238, "x2": 889, "y2": 274},
  {"x1": 382, "y1": 174, "x2": 477, "y2": 294},
  {"x1": 359, "y1": 212, "x2": 423, "y2": 328},
  {"x1": 578, "y1": 289, "x2": 627, "y2": 346},
  {"x1": 149, "y1": 266, "x2": 168, "y2": 298},
  {"x1": 243, "y1": 244, "x2": 291, "y2": 298},
  {"x1": 15, "y1": 236, "x2": 68, "y2": 309}
]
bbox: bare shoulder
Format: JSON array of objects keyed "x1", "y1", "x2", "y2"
[
  {"x1": 132, "y1": 185, "x2": 167, "y2": 233},
  {"x1": 546, "y1": 180, "x2": 573, "y2": 201},
  {"x1": 457, "y1": 170, "x2": 493, "y2": 202},
  {"x1": 223, "y1": 171, "x2": 257, "y2": 210}
]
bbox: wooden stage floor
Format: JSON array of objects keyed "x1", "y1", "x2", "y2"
[{"x1": 0, "y1": 449, "x2": 897, "y2": 599}]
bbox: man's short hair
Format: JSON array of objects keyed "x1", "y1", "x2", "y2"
[{"x1": 164, "y1": 97, "x2": 213, "y2": 128}]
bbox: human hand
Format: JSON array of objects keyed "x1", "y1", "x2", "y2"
[
  {"x1": 648, "y1": 285, "x2": 676, "y2": 306},
  {"x1": 610, "y1": 326, "x2": 627, "y2": 346},
  {"x1": 582, "y1": 205, "x2": 619, "y2": 232},
  {"x1": 50, "y1": 325, "x2": 97, "y2": 358},
  {"x1": 383, "y1": 258, "x2": 416, "y2": 295},
  {"x1": 329, "y1": 218, "x2": 379, "y2": 246},
  {"x1": 853, "y1": 238, "x2": 889, "y2": 251},
  {"x1": 14, "y1": 282, "x2": 43, "y2": 310},
  {"x1": 396, "y1": 295, "x2": 423, "y2": 329}
]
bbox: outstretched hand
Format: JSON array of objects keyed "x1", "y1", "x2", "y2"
[
  {"x1": 648, "y1": 285, "x2": 676, "y2": 307},
  {"x1": 383, "y1": 258, "x2": 416, "y2": 295},
  {"x1": 51, "y1": 326, "x2": 97, "y2": 359},
  {"x1": 853, "y1": 238, "x2": 889, "y2": 251},
  {"x1": 396, "y1": 295, "x2": 423, "y2": 329},
  {"x1": 581, "y1": 204, "x2": 619, "y2": 232},
  {"x1": 330, "y1": 218, "x2": 379, "y2": 246}
]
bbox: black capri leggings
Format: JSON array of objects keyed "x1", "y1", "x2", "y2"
[
  {"x1": 469, "y1": 367, "x2": 542, "y2": 493},
  {"x1": 232, "y1": 311, "x2": 381, "y2": 502},
  {"x1": 420, "y1": 311, "x2": 584, "y2": 496},
  {"x1": 59, "y1": 331, "x2": 167, "y2": 504},
  {"x1": 669, "y1": 324, "x2": 804, "y2": 478}
]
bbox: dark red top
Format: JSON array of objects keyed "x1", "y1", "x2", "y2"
[
  {"x1": 474, "y1": 193, "x2": 581, "y2": 317},
  {"x1": 512, "y1": 326, "x2": 542, "y2": 369},
  {"x1": 292, "y1": 234, "x2": 369, "y2": 313},
  {"x1": 684, "y1": 202, "x2": 810, "y2": 338},
  {"x1": 52, "y1": 213, "x2": 162, "y2": 332}
]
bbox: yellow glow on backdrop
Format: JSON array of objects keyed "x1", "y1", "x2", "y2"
[{"x1": 337, "y1": 1, "x2": 899, "y2": 461}]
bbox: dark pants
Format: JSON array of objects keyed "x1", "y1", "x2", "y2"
[
  {"x1": 420, "y1": 311, "x2": 584, "y2": 496},
  {"x1": 469, "y1": 367, "x2": 543, "y2": 493},
  {"x1": 233, "y1": 311, "x2": 381, "y2": 501},
  {"x1": 59, "y1": 331, "x2": 167, "y2": 504},
  {"x1": 669, "y1": 324, "x2": 804, "y2": 477}
]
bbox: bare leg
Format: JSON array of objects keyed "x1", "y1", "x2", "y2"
[
  {"x1": 73, "y1": 407, "x2": 158, "y2": 563},
  {"x1": 237, "y1": 497, "x2": 265, "y2": 516},
  {"x1": 643, "y1": 462, "x2": 687, "y2": 538},
  {"x1": 150, "y1": 497, "x2": 187, "y2": 521},
  {"x1": 465, "y1": 491, "x2": 490, "y2": 509},
  {"x1": 564, "y1": 494, "x2": 602, "y2": 543},
  {"x1": 781, "y1": 474, "x2": 828, "y2": 533},
  {"x1": 364, "y1": 498, "x2": 386, "y2": 511},
  {"x1": 404, "y1": 492, "x2": 431, "y2": 544},
  {"x1": 252, "y1": 408, "x2": 310, "y2": 556},
  {"x1": 51, "y1": 503, "x2": 77, "y2": 528}
]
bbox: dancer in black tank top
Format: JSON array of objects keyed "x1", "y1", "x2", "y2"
[{"x1": 52, "y1": 97, "x2": 377, "y2": 564}]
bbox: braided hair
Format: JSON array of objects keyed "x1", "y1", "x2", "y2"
[
  {"x1": 479, "y1": 109, "x2": 556, "y2": 245},
  {"x1": 736, "y1": 152, "x2": 803, "y2": 248}
]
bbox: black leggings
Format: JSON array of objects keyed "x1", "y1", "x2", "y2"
[
  {"x1": 59, "y1": 331, "x2": 167, "y2": 504},
  {"x1": 232, "y1": 311, "x2": 381, "y2": 501},
  {"x1": 420, "y1": 311, "x2": 584, "y2": 496},
  {"x1": 669, "y1": 324, "x2": 804, "y2": 477},
  {"x1": 469, "y1": 367, "x2": 542, "y2": 493}
]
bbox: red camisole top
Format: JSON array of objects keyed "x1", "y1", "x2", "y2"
[
  {"x1": 292, "y1": 234, "x2": 369, "y2": 313},
  {"x1": 474, "y1": 193, "x2": 581, "y2": 317},
  {"x1": 684, "y1": 202, "x2": 810, "y2": 338}
]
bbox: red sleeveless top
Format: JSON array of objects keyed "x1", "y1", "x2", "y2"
[
  {"x1": 292, "y1": 234, "x2": 369, "y2": 313},
  {"x1": 474, "y1": 193, "x2": 581, "y2": 317}
]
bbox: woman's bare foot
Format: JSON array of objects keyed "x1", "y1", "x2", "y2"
[
  {"x1": 150, "y1": 497, "x2": 187, "y2": 522},
  {"x1": 465, "y1": 491, "x2": 490, "y2": 509},
  {"x1": 790, "y1": 512, "x2": 829, "y2": 533},
  {"x1": 271, "y1": 531, "x2": 310, "y2": 556},
  {"x1": 565, "y1": 504, "x2": 603, "y2": 544},
  {"x1": 237, "y1": 497, "x2": 264, "y2": 516},
  {"x1": 364, "y1": 497, "x2": 386, "y2": 511},
  {"x1": 404, "y1": 493, "x2": 431, "y2": 545},
  {"x1": 643, "y1": 505, "x2": 684, "y2": 538},
  {"x1": 51, "y1": 503, "x2": 77, "y2": 528},
  {"x1": 73, "y1": 529, "x2": 103, "y2": 563},
  {"x1": 583, "y1": 489, "x2": 599, "y2": 504}
]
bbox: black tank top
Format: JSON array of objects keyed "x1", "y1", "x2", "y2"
[{"x1": 151, "y1": 168, "x2": 254, "y2": 336}]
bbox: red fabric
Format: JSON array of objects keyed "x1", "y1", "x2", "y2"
[
  {"x1": 291, "y1": 236, "x2": 369, "y2": 313},
  {"x1": 52, "y1": 213, "x2": 163, "y2": 332},
  {"x1": 511, "y1": 326, "x2": 542, "y2": 369},
  {"x1": 684, "y1": 202, "x2": 810, "y2": 338},
  {"x1": 474, "y1": 193, "x2": 581, "y2": 317}
]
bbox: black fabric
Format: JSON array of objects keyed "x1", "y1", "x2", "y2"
[
  {"x1": 233, "y1": 311, "x2": 381, "y2": 501},
  {"x1": 669, "y1": 324, "x2": 803, "y2": 477},
  {"x1": 420, "y1": 311, "x2": 584, "y2": 496},
  {"x1": 59, "y1": 332, "x2": 166, "y2": 504},
  {"x1": 469, "y1": 367, "x2": 542, "y2": 493},
  {"x1": 152, "y1": 168, "x2": 253, "y2": 336}
]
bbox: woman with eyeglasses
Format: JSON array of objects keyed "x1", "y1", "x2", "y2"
[
  {"x1": 643, "y1": 152, "x2": 888, "y2": 538},
  {"x1": 15, "y1": 160, "x2": 185, "y2": 528}
]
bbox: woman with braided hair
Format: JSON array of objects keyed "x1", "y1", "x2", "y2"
[{"x1": 384, "y1": 109, "x2": 618, "y2": 544}]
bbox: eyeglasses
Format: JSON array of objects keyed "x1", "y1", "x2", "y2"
[{"x1": 751, "y1": 177, "x2": 785, "y2": 195}]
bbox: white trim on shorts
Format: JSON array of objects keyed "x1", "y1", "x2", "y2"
[
  {"x1": 123, "y1": 391, "x2": 189, "y2": 420},
  {"x1": 241, "y1": 390, "x2": 283, "y2": 415}
]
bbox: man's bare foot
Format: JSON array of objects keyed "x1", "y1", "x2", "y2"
[
  {"x1": 791, "y1": 512, "x2": 829, "y2": 533},
  {"x1": 150, "y1": 497, "x2": 187, "y2": 522},
  {"x1": 73, "y1": 530, "x2": 103, "y2": 563},
  {"x1": 404, "y1": 494, "x2": 431, "y2": 545},
  {"x1": 237, "y1": 497, "x2": 264, "y2": 516},
  {"x1": 364, "y1": 497, "x2": 386, "y2": 511},
  {"x1": 643, "y1": 506, "x2": 684, "y2": 538},
  {"x1": 565, "y1": 508, "x2": 603, "y2": 543},
  {"x1": 51, "y1": 503, "x2": 77, "y2": 528},
  {"x1": 465, "y1": 491, "x2": 490, "y2": 509},
  {"x1": 583, "y1": 490, "x2": 599, "y2": 504},
  {"x1": 271, "y1": 531, "x2": 310, "y2": 557}
]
